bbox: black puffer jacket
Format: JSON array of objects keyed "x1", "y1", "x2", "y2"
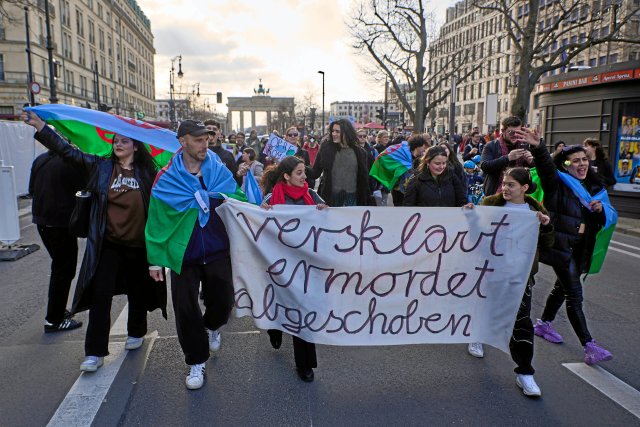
[
  {"x1": 34, "y1": 126, "x2": 167, "y2": 316},
  {"x1": 403, "y1": 167, "x2": 466, "y2": 207},
  {"x1": 531, "y1": 144, "x2": 605, "y2": 271}
]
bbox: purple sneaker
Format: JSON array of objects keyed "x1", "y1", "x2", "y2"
[
  {"x1": 584, "y1": 341, "x2": 612, "y2": 365},
  {"x1": 533, "y1": 319, "x2": 564, "y2": 344}
]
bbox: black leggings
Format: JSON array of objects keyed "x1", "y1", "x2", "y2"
[
  {"x1": 541, "y1": 253, "x2": 593, "y2": 346},
  {"x1": 510, "y1": 278, "x2": 534, "y2": 375}
]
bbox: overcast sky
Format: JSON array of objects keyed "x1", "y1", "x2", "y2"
[{"x1": 138, "y1": 0, "x2": 454, "y2": 121}]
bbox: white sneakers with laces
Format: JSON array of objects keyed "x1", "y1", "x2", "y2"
[
  {"x1": 516, "y1": 374, "x2": 542, "y2": 397},
  {"x1": 208, "y1": 329, "x2": 221, "y2": 352},
  {"x1": 467, "y1": 342, "x2": 484, "y2": 358},
  {"x1": 186, "y1": 363, "x2": 206, "y2": 390},
  {"x1": 125, "y1": 336, "x2": 144, "y2": 350},
  {"x1": 80, "y1": 356, "x2": 104, "y2": 372}
]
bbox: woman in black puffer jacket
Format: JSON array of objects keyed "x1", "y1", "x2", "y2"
[
  {"x1": 519, "y1": 129, "x2": 612, "y2": 366},
  {"x1": 403, "y1": 146, "x2": 467, "y2": 207}
]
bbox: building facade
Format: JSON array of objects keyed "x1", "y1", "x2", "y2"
[
  {"x1": 0, "y1": 0, "x2": 156, "y2": 119},
  {"x1": 329, "y1": 101, "x2": 397, "y2": 125},
  {"x1": 428, "y1": 0, "x2": 640, "y2": 135}
]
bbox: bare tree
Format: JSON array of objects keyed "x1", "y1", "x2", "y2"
[
  {"x1": 471, "y1": 0, "x2": 640, "y2": 120},
  {"x1": 349, "y1": 0, "x2": 479, "y2": 132},
  {"x1": 1, "y1": 0, "x2": 35, "y2": 24}
]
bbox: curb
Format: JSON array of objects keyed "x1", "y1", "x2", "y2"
[{"x1": 615, "y1": 227, "x2": 640, "y2": 239}]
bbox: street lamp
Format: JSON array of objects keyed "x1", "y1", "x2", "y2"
[
  {"x1": 169, "y1": 55, "x2": 183, "y2": 128},
  {"x1": 317, "y1": 70, "x2": 325, "y2": 136}
]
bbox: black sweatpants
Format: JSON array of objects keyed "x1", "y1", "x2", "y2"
[
  {"x1": 267, "y1": 329, "x2": 317, "y2": 370},
  {"x1": 37, "y1": 225, "x2": 79, "y2": 325},
  {"x1": 171, "y1": 256, "x2": 234, "y2": 366},
  {"x1": 85, "y1": 240, "x2": 148, "y2": 357},
  {"x1": 510, "y1": 277, "x2": 534, "y2": 375}
]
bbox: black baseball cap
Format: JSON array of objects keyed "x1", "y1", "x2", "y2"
[{"x1": 176, "y1": 120, "x2": 213, "y2": 138}]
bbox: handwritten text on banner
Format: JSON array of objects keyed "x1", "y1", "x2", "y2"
[{"x1": 217, "y1": 202, "x2": 539, "y2": 352}]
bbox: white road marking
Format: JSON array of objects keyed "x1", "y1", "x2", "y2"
[
  {"x1": 47, "y1": 342, "x2": 127, "y2": 427},
  {"x1": 109, "y1": 303, "x2": 129, "y2": 336},
  {"x1": 47, "y1": 305, "x2": 154, "y2": 427},
  {"x1": 610, "y1": 240, "x2": 640, "y2": 251},
  {"x1": 563, "y1": 363, "x2": 640, "y2": 419},
  {"x1": 609, "y1": 247, "x2": 640, "y2": 259}
]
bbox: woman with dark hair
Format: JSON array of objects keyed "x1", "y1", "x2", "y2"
[
  {"x1": 22, "y1": 111, "x2": 167, "y2": 372},
  {"x1": 260, "y1": 156, "x2": 327, "y2": 382},
  {"x1": 438, "y1": 140, "x2": 466, "y2": 184},
  {"x1": 517, "y1": 129, "x2": 614, "y2": 366},
  {"x1": 310, "y1": 119, "x2": 372, "y2": 206},
  {"x1": 403, "y1": 146, "x2": 468, "y2": 208},
  {"x1": 236, "y1": 147, "x2": 264, "y2": 191},
  {"x1": 583, "y1": 138, "x2": 616, "y2": 187},
  {"x1": 480, "y1": 167, "x2": 554, "y2": 397}
]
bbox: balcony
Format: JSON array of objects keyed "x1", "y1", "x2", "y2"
[
  {"x1": 0, "y1": 72, "x2": 29, "y2": 84},
  {"x1": 36, "y1": 0, "x2": 56, "y2": 17}
]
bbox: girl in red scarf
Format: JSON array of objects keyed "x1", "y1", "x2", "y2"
[{"x1": 260, "y1": 156, "x2": 327, "y2": 382}]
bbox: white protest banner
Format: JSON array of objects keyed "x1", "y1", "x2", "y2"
[
  {"x1": 262, "y1": 133, "x2": 298, "y2": 161},
  {"x1": 217, "y1": 201, "x2": 539, "y2": 352}
]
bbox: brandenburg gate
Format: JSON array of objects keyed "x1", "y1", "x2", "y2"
[{"x1": 226, "y1": 80, "x2": 295, "y2": 132}]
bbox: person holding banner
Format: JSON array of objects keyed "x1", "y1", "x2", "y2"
[
  {"x1": 311, "y1": 119, "x2": 373, "y2": 207},
  {"x1": 403, "y1": 146, "x2": 468, "y2": 208},
  {"x1": 519, "y1": 129, "x2": 615, "y2": 366},
  {"x1": 260, "y1": 156, "x2": 327, "y2": 382},
  {"x1": 21, "y1": 110, "x2": 167, "y2": 373},
  {"x1": 481, "y1": 167, "x2": 554, "y2": 397}
]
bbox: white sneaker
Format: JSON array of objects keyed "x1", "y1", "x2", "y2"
[
  {"x1": 516, "y1": 374, "x2": 542, "y2": 397},
  {"x1": 467, "y1": 342, "x2": 484, "y2": 358},
  {"x1": 185, "y1": 363, "x2": 206, "y2": 390},
  {"x1": 80, "y1": 356, "x2": 104, "y2": 372},
  {"x1": 125, "y1": 336, "x2": 144, "y2": 350},
  {"x1": 208, "y1": 329, "x2": 221, "y2": 352}
]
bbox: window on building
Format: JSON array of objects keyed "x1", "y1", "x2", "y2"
[
  {"x1": 0, "y1": 54, "x2": 4, "y2": 81},
  {"x1": 598, "y1": 55, "x2": 607, "y2": 65},
  {"x1": 77, "y1": 41, "x2": 85, "y2": 66},
  {"x1": 609, "y1": 54, "x2": 617, "y2": 64},
  {"x1": 589, "y1": 57, "x2": 597, "y2": 67},
  {"x1": 76, "y1": 9, "x2": 84, "y2": 37}
]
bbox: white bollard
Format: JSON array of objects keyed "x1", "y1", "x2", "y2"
[{"x1": 0, "y1": 163, "x2": 20, "y2": 245}]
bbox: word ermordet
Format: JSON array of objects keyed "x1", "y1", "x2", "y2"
[{"x1": 217, "y1": 201, "x2": 539, "y2": 352}]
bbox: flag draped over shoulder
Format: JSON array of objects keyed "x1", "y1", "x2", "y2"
[
  {"x1": 25, "y1": 104, "x2": 179, "y2": 166},
  {"x1": 557, "y1": 171, "x2": 618, "y2": 274},
  {"x1": 145, "y1": 150, "x2": 247, "y2": 273},
  {"x1": 529, "y1": 167, "x2": 544, "y2": 203},
  {"x1": 369, "y1": 141, "x2": 412, "y2": 190},
  {"x1": 244, "y1": 169, "x2": 263, "y2": 205}
]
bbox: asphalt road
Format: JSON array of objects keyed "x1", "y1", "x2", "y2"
[{"x1": 1, "y1": 211, "x2": 639, "y2": 427}]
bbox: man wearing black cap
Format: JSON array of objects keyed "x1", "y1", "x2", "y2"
[
  {"x1": 204, "y1": 120, "x2": 237, "y2": 175},
  {"x1": 148, "y1": 119, "x2": 236, "y2": 390}
]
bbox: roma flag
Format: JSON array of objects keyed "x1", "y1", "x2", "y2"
[
  {"x1": 369, "y1": 141, "x2": 412, "y2": 190},
  {"x1": 25, "y1": 104, "x2": 179, "y2": 166},
  {"x1": 146, "y1": 149, "x2": 247, "y2": 273},
  {"x1": 557, "y1": 171, "x2": 618, "y2": 274}
]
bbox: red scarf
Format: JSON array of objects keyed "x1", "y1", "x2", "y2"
[{"x1": 271, "y1": 181, "x2": 315, "y2": 205}]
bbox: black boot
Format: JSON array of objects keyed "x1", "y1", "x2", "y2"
[
  {"x1": 267, "y1": 329, "x2": 282, "y2": 349},
  {"x1": 296, "y1": 367, "x2": 314, "y2": 382}
]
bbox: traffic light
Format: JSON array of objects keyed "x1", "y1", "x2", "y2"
[
  {"x1": 216, "y1": 92, "x2": 222, "y2": 103},
  {"x1": 376, "y1": 107, "x2": 384, "y2": 121}
]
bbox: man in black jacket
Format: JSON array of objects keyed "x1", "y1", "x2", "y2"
[
  {"x1": 29, "y1": 150, "x2": 85, "y2": 332},
  {"x1": 204, "y1": 120, "x2": 237, "y2": 175},
  {"x1": 480, "y1": 116, "x2": 534, "y2": 196}
]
